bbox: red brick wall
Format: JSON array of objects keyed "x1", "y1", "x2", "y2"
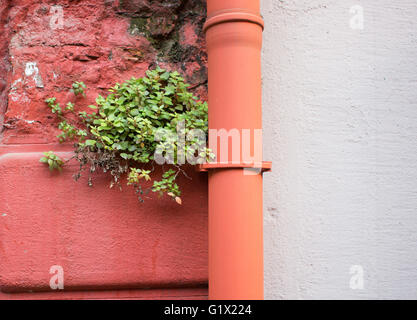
[{"x1": 0, "y1": 0, "x2": 207, "y2": 144}]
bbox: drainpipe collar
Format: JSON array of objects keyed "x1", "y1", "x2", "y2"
[{"x1": 203, "y1": 10, "x2": 264, "y2": 33}]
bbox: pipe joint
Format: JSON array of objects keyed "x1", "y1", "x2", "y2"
[
  {"x1": 203, "y1": 10, "x2": 264, "y2": 33},
  {"x1": 198, "y1": 161, "x2": 272, "y2": 173}
]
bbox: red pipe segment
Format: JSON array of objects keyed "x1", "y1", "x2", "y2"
[{"x1": 204, "y1": 0, "x2": 267, "y2": 300}]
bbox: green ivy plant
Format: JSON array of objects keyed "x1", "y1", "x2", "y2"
[{"x1": 40, "y1": 68, "x2": 213, "y2": 204}]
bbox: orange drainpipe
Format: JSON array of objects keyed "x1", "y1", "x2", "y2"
[{"x1": 201, "y1": 0, "x2": 270, "y2": 300}]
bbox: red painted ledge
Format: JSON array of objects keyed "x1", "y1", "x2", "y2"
[
  {"x1": 0, "y1": 287, "x2": 208, "y2": 300},
  {"x1": 0, "y1": 144, "x2": 208, "y2": 293}
]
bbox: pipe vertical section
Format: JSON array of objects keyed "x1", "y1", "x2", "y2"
[{"x1": 204, "y1": 0, "x2": 265, "y2": 300}]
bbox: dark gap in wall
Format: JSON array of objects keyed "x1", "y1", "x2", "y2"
[{"x1": 118, "y1": 0, "x2": 207, "y2": 89}]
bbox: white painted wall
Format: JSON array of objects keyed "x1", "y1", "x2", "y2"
[{"x1": 262, "y1": 0, "x2": 417, "y2": 299}]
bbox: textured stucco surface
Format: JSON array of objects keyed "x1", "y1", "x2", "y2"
[
  {"x1": 262, "y1": 0, "x2": 417, "y2": 299},
  {"x1": 0, "y1": 0, "x2": 207, "y2": 144},
  {"x1": 0, "y1": 145, "x2": 208, "y2": 293}
]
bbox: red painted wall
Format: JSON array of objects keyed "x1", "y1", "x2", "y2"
[{"x1": 0, "y1": 0, "x2": 208, "y2": 299}]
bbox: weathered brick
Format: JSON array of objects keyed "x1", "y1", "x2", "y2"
[{"x1": 0, "y1": 0, "x2": 207, "y2": 144}]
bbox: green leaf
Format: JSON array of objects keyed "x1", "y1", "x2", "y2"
[
  {"x1": 101, "y1": 136, "x2": 113, "y2": 144},
  {"x1": 85, "y1": 139, "x2": 96, "y2": 146},
  {"x1": 130, "y1": 109, "x2": 139, "y2": 116},
  {"x1": 160, "y1": 72, "x2": 170, "y2": 80}
]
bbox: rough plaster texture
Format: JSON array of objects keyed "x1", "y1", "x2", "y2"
[
  {"x1": 262, "y1": 0, "x2": 417, "y2": 299},
  {"x1": 0, "y1": 0, "x2": 207, "y2": 144}
]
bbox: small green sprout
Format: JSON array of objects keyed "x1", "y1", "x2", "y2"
[
  {"x1": 71, "y1": 81, "x2": 86, "y2": 97},
  {"x1": 127, "y1": 168, "x2": 151, "y2": 185},
  {"x1": 45, "y1": 97, "x2": 62, "y2": 115},
  {"x1": 39, "y1": 151, "x2": 64, "y2": 171},
  {"x1": 66, "y1": 102, "x2": 74, "y2": 111}
]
